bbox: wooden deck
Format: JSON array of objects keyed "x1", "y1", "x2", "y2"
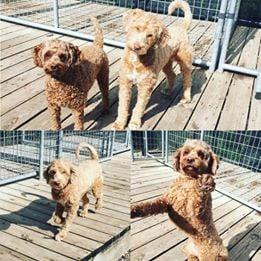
[
  {"x1": 0, "y1": 151, "x2": 130, "y2": 260},
  {"x1": 131, "y1": 159, "x2": 261, "y2": 261},
  {"x1": 0, "y1": 3, "x2": 261, "y2": 130}
]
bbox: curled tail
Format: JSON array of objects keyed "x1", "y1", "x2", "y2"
[
  {"x1": 76, "y1": 143, "x2": 99, "y2": 161},
  {"x1": 168, "y1": 0, "x2": 192, "y2": 30},
  {"x1": 131, "y1": 197, "x2": 169, "y2": 218},
  {"x1": 90, "y1": 16, "x2": 104, "y2": 48}
]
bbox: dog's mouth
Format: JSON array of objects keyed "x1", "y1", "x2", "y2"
[{"x1": 182, "y1": 165, "x2": 201, "y2": 177}]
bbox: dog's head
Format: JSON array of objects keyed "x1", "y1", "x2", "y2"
[
  {"x1": 173, "y1": 139, "x2": 219, "y2": 177},
  {"x1": 33, "y1": 39, "x2": 80, "y2": 78},
  {"x1": 123, "y1": 9, "x2": 169, "y2": 55},
  {"x1": 43, "y1": 159, "x2": 76, "y2": 190}
]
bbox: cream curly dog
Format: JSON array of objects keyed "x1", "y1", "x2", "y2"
[
  {"x1": 33, "y1": 17, "x2": 109, "y2": 130},
  {"x1": 131, "y1": 140, "x2": 229, "y2": 261},
  {"x1": 113, "y1": 0, "x2": 193, "y2": 130},
  {"x1": 44, "y1": 143, "x2": 103, "y2": 241}
]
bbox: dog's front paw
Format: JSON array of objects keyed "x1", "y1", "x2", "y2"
[
  {"x1": 199, "y1": 174, "x2": 215, "y2": 192},
  {"x1": 53, "y1": 215, "x2": 65, "y2": 225},
  {"x1": 128, "y1": 120, "x2": 141, "y2": 130},
  {"x1": 55, "y1": 230, "x2": 67, "y2": 241},
  {"x1": 79, "y1": 210, "x2": 88, "y2": 218},
  {"x1": 180, "y1": 97, "x2": 191, "y2": 104},
  {"x1": 112, "y1": 121, "x2": 126, "y2": 130},
  {"x1": 95, "y1": 202, "x2": 102, "y2": 212}
]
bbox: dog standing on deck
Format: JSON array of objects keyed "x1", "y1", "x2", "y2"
[
  {"x1": 113, "y1": 0, "x2": 193, "y2": 130},
  {"x1": 33, "y1": 17, "x2": 109, "y2": 130},
  {"x1": 131, "y1": 140, "x2": 229, "y2": 261},
  {"x1": 44, "y1": 143, "x2": 103, "y2": 241}
]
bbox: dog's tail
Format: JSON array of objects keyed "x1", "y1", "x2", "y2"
[
  {"x1": 131, "y1": 197, "x2": 169, "y2": 218},
  {"x1": 76, "y1": 143, "x2": 99, "y2": 161},
  {"x1": 90, "y1": 16, "x2": 104, "y2": 48},
  {"x1": 168, "y1": 0, "x2": 192, "y2": 30}
]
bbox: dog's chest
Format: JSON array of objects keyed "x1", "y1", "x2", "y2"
[{"x1": 126, "y1": 54, "x2": 150, "y2": 84}]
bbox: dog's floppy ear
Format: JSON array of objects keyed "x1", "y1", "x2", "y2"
[
  {"x1": 33, "y1": 43, "x2": 44, "y2": 67},
  {"x1": 68, "y1": 43, "x2": 80, "y2": 65},
  {"x1": 69, "y1": 165, "x2": 77, "y2": 184},
  {"x1": 158, "y1": 26, "x2": 169, "y2": 46},
  {"x1": 43, "y1": 165, "x2": 50, "y2": 183},
  {"x1": 173, "y1": 148, "x2": 181, "y2": 171},
  {"x1": 209, "y1": 151, "x2": 219, "y2": 175}
]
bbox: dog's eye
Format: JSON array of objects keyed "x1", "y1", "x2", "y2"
[
  {"x1": 59, "y1": 53, "x2": 67, "y2": 62},
  {"x1": 44, "y1": 51, "x2": 53, "y2": 59},
  {"x1": 183, "y1": 150, "x2": 189, "y2": 155},
  {"x1": 49, "y1": 170, "x2": 56, "y2": 176},
  {"x1": 197, "y1": 150, "x2": 205, "y2": 159},
  {"x1": 147, "y1": 34, "x2": 153, "y2": 38}
]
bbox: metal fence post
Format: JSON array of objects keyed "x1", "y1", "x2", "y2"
[
  {"x1": 200, "y1": 130, "x2": 204, "y2": 141},
  {"x1": 53, "y1": 0, "x2": 59, "y2": 28},
  {"x1": 164, "y1": 131, "x2": 169, "y2": 164},
  {"x1": 217, "y1": 0, "x2": 238, "y2": 72},
  {"x1": 39, "y1": 130, "x2": 44, "y2": 180},
  {"x1": 110, "y1": 131, "x2": 116, "y2": 157},
  {"x1": 256, "y1": 72, "x2": 261, "y2": 94},
  {"x1": 56, "y1": 131, "x2": 63, "y2": 159},
  {"x1": 209, "y1": 0, "x2": 229, "y2": 72},
  {"x1": 130, "y1": 131, "x2": 135, "y2": 161},
  {"x1": 144, "y1": 131, "x2": 148, "y2": 158}
]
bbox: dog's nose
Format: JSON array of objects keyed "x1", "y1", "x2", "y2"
[
  {"x1": 134, "y1": 43, "x2": 141, "y2": 50},
  {"x1": 187, "y1": 157, "x2": 194, "y2": 164}
]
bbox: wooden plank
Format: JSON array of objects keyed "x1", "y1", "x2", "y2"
[
  {"x1": 0, "y1": 244, "x2": 34, "y2": 261},
  {"x1": 217, "y1": 28, "x2": 260, "y2": 130}
]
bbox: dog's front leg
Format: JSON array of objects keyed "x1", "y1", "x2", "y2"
[
  {"x1": 72, "y1": 108, "x2": 84, "y2": 130},
  {"x1": 55, "y1": 202, "x2": 78, "y2": 241},
  {"x1": 53, "y1": 203, "x2": 65, "y2": 225},
  {"x1": 49, "y1": 104, "x2": 61, "y2": 130},
  {"x1": 112, "y1": 76, "x2": 132, "y2": 130},
  {"x1": 128, "y1": 77, "x2": 157, "y2": 130}
]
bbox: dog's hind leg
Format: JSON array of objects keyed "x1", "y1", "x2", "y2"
[
  {"x1": 79, "y1": 194, "x2": 89, "y2": 218},
  {"x1": 92, "y1": 177, "x2": 103, "y2": 211},
  {"x1": 176, "y1": 49, "x2": 192, "y2": 104},
  {"x1": 97, "y1": 58, "x2": 109, "y2": 114},
  {"x1": 161, "y1": 60, "x2": 176, "y2": 96}
]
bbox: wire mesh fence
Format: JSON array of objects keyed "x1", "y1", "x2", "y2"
[
  {"x1": 0, "y1": 130, "x2": 130, "y2": 185},
  {"x1": 131, "y1": 130, "x2": 261, "y2": 211}
]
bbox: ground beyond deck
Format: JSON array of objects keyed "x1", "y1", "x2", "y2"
[
  {"x1": 1, "y1": 3, "x2": 260, "y2": 130},
  {"x1": 0, "y1": 152, "x2": 130, "y2": 260},
  {"x1": 130, "y1": 158, "x2": 261, "y2": 261}
]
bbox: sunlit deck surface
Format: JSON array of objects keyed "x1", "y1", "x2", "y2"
[
  {"x1": 131, "y1": 158, "x2": 261, "y2": 261},
  {"x1": 1, "y1": 2, "x2": 260, "y2": 130},
  {"x1": 0, "y1": 151, "x2": 130, "y2": 260}
]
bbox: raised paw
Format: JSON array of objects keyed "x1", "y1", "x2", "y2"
[
  {"x1": 55, "y1": 229, "x2": 67, "y2": 241},
  {"x1": 199, "y1": 174, "x2": 215, "y2": 193}
]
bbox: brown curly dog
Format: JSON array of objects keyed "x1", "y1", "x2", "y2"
[
  {"x1": 113, "y1": 0, "x2": 193, "y2": 130},
  {"x1": 33, "y1": 17, "x2": 109, "y2": 130},
  {"x1": 44, "y1": 143, "x2": 103, "y2": 241},
  {"x1": 131, "y1": 140, "x2": 229, "y2": 261}
]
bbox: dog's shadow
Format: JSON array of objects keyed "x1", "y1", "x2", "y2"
[
  {"x1": 226, "y1": 222, "x2": 260, "y2": 260},
  {"x1": 0, "y1": 193, "x2": 58, "y2": 238}
]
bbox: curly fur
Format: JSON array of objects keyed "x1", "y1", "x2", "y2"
[
  {"x1": 44, "y1": 143, "x2": 103, "y2": 241},
  {"x1": 33, "y1": 17, "x2": 109, "y2": 130},
  {"x1": 131, "y1": 140, "x2": 229, "y2": 261},
  {"x1": 113, "y1": 0, "x2": 193, "y2": 130}
]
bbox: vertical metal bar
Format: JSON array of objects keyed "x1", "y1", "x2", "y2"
[
  {"x1": 256, "y1": 72, "x2": 261, "y2": 94},
  {"x1": 144, "y1": 131, "x2": 148, "y2": 158},
  {"x1": 200, "y1": 130, "x2": 204, "y2": 141},
  {"x1": 130, "y1": 131, "x2": 135, "y2": 161},
  {"x1": 209, "y1": 0, "x2": 229, "y2": 71},
  {"x1": 53, "y1": 0, "x2": 59, "y2": 28},
  {"x1": 39, "y1": 130, "x2": 44, "y2": 180},
  {"x1": 56, "y1": 131, "x2": 63, "y2": 158},
  {"x1": 161, "y1": 130, "x2": 164, "y2": 159},
  {"x1": 218, "y1": 0, "x2": 238, "y2": 72},
  {"x1": 110, "y1": 131, "x2": 116, "y2": 157},
  {"x1": 165, "y1": 131, "x2": 169, "y2": 164}
]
